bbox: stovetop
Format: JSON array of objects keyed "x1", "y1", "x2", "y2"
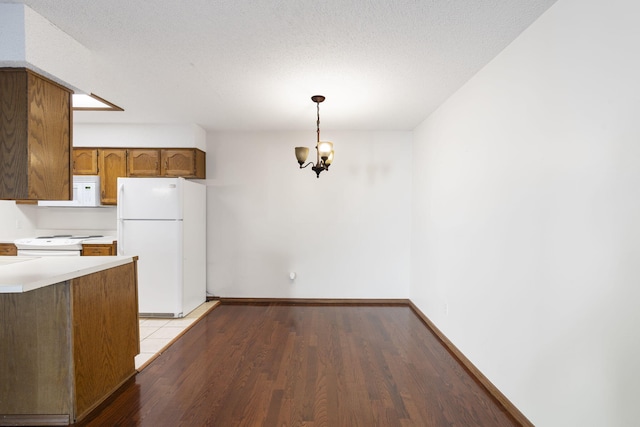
[
  {"x1": 35, "y1": 235, "x2": 104, "y2": 240},
  {"x1": 14, "y1": 235, "x2": 104, "y2": 250}
]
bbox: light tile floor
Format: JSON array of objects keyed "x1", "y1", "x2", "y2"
[{"x1": 135, "y1": 300, "x2": 219, "y2": 371}]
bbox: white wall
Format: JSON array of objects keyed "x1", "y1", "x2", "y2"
[
  {"x1": 33, "y1": 206, "x2": 117, "y2": 237},
  {"x1": 206, "y1": 130, "x2": 412, "y2": 298},
  {"x1": 0, "y1": 202, "x2": 37, "y2": 240},
  {"x1": 74, "y1": 123, "x2": 206, "y2": 150},
  {"x1": 0, "y1": 201, "x2": 117, "y2": 240},
  {"x1": 411, "y1": 0, "x2": 640, "y2": 425}
]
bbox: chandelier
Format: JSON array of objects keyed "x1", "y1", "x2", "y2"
[{"x1": 295, "y1": 95, "x2": 334, "y2": 178}]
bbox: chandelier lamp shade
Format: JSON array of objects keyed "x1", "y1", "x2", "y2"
[{"x1": 295, "y1": 95, "x2": 334, "y2": 178}]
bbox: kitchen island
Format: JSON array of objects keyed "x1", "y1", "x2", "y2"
[{"x1": 0, "y1": 256, "x2": 140, "y2": 426}]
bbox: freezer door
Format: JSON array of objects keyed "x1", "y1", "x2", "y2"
[
  {"x1": 118, "y1": 177, "x2": 183, "y2": 220},
  {"x1": 118, "y1": 220, "x2": 183, "y2": 316}
]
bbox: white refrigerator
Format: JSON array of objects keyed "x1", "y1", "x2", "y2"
[{"x1": 117, "y1": 177, "x2": 206, "y2": 318}]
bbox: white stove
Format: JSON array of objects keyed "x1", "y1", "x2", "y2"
[{"x1": 14, "y1": 235, "x2": 104, "y2": 256}]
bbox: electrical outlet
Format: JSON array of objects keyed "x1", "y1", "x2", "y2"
[{"x1": 444, "y1": 303, "x2": 449, "y2": 315}]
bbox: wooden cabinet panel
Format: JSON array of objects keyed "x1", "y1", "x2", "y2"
[
  {"x1": 82, "y1": 242, "x2": 117, "y2": 256},
  {"x1": 0, "y1": 70, "x2": 29, "y2": 198},
  {"x1": 0, "y1": 243, "x2": 17, "y2": 256},
  {"x1": 0, "y1": 260, "x2": 139, "y2": 424},
  {"x1": 73, "y1": 148, "x2": 99, "y2": 175},
  {"x1": 98, "y1": 149, "x2": 127, "y2": 205},
  {"x1": 71, "y1": 262, "x2": 139, "y2": 419},
  {"x1": 0, "y1": 282, "x2": 73, "y2": 421},
  {"x1": 161, "y1": 148, "x2": 205, "y2": 178},
  {"x1": 128, "y1": 149, "x2": 160, "y2": 176},
  {"x1": 0, "y1": 68, "x2": 72, "y2": 201}
]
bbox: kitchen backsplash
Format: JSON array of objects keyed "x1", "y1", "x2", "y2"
[
  {"x1": 0, "y1": 201, "x2": 37, "y2": 239},
  {"x1": 36, "y1": 206, "x2": 117, "y2": 238},
  {"x1": 1, "y1": 201, "x2": 117, "y2": 239}
]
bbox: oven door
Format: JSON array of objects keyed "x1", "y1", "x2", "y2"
[{"x1": 17, "y1": 249, "x2": 81, "y2": 256}]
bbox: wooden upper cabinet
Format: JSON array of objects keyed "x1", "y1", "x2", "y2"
[
  {"x1": 70, "y1": 147, "x2": 205, "y2": 205},
  {"x1": 0, "y1": 68, "x2": 72, "y2": 201},
  {"x1": 73, "y1": 148, "x2": 99, "y2": 175},
  {"x1": 161, "y1": 148, "x2": 205, "y2": 178},
  {"x1": 128, "y1": 149, "x2": 160, "y2": 176},
  {"x1": 98, "y1": 149, "x2": 127, "y2": 205}
]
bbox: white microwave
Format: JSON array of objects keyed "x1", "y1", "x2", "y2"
[{"x1": 38, "y1": 175, "x2": 101, "y2": 207}]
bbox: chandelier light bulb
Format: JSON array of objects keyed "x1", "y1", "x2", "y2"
[{"x1": 317, "y1": 141, "x2": 333, "y2": 160}]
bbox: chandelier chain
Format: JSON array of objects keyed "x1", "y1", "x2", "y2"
[{"x1": 316, "y1": 101, "x2": 321, "y2": 144}]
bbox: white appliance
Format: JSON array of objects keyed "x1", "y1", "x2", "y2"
[
  {"x1": 14, "y1": 235, "x2": 105, "y2": 256},
  {"x1": 117, "y1": 177, "x2": 206, "y2": 318},
  {"x1": 38, "y1": 175, "x2": 101, "y2": 207}
]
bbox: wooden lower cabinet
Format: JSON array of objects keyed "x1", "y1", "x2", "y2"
[
  {"x1": 82, "y1": 242, "x2": 117, "y2": 256},
  {"x1": 0, "y1": 243, "x2": 17, "y2": 256},
  {"x1": 0, "y1": 260, "x2": 139, "y2": 425}
]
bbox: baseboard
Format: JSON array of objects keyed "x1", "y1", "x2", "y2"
[
  {"x1": 215, "y1": 296, "x2": 532, "y2": 426},
  {"x1": 406, "y1": 301, "x2": 534, "y2": 427},
  {"x1": 219, "y1": 297, "x2": 411, "y2": 305},
  {"x1": 0, "y1": 414, "x2": 69, "y2": 426}
]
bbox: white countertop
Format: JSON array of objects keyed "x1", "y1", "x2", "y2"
[
  {"x1": 80, "y1": 236, "x2": 117, "y2": 245},
  {"x1": 0, "y1": 236, "x2": 117, "y2": 245},
  {"x1": 0, "y1": 256, "x2": 135, "y2": 293}
]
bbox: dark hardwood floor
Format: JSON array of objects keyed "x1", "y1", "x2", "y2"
[{"x1": 75, "y1": 303, "x2": 520, "y2": 426}]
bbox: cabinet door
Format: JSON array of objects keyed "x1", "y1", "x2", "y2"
[
  {"x1": 0, "y1": 68, "x2": 72, "y2": 201},
  {"x1": 71, "y1": 262, "x2": 139, "y2": 419},
  {"x1": 82, "y1": 243, "x2": 116, "y2": 256},
  {"x1": 160, "y1": 148, "x2": 205, "y2": 178},
  {"x1": 73, "y1": 148, "x2": 99, "y2": 175},
  {"x1": 0, "y1": 243, "x2": 17, "y2": 256},
  {"x1": 27, "y1": 71, "x2": 72, "y2": 199},
  {"x1": 98, "y1": 149, "x2": 127, "y2": 205},
  {"x1": 128, "y1": 149, "x2": 160, "y2": 177}
]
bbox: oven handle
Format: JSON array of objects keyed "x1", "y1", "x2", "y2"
[{"x1": 17, "y1": 249, "x2": 81, "y2": 256}]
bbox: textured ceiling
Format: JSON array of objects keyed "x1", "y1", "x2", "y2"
[{"x1": 4, "y1": 0, "x2": 557, "y2": 131}]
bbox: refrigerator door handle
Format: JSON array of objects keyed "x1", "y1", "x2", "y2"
[
  {"x1": 119, "y1": 221, "x2": 125, "y2": 254},
  {"x1": 118, "y1": 181, "x2": 124, "y2": 254},
  {"x1": 118, "y1": 181, "x2": 124, "y2": 220}
]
